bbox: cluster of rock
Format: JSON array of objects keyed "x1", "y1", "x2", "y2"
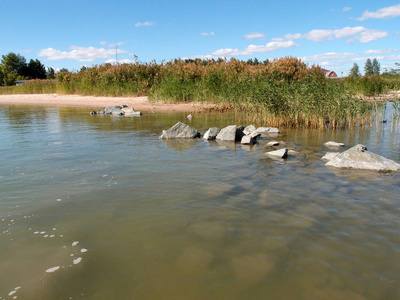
[
  {"x1": 90, "y1": 105, "x2": 142, "y2": 116},
  {"x1": 159, "y1": 122, "x2": 279, "y2": 145},
  {"x1": 159, "y1": 122, "x2": 400, "y2": 172}
]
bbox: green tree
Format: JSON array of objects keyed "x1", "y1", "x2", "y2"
[
  {"x1": 26, "y1": 59, "x2": 47, "y2": 79},
  {"x1": 372, "y1": 58, "x2": 380, "y2": 75},
  {"x1": 46, "y1": 67, "x2": 55, "y2": 79},
  {"x1": 349, "y1": 63, "x2": 361, "y2": 77},
  {"x1": 0, "y1": 52, "x2": 27, "y2": 85},
  {"x1": 364, "y1": 58, "x2": 373, "y2": 76}
]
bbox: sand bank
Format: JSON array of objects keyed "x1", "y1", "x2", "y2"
[{"x1": 0, "y1": 94, "x2": 214, "y2": 112}]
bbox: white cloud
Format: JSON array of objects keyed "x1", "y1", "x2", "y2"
[
  {"x1": 358, "y1": 4, "x2": 400, "y2": 20},
  {"x1": 361, "y1": 49, "x2": 398, "y2": 55},
  {"x1": 302, "y1": 52, "x2": 356, "y2": 62},
  {"x1": 282, "y1": 33, "x2": 302, "y2": 40},
  {"x1": 386, "y1": 55, "x2": 400, "y2": 61},
  {"x1": 211, "y1": 40, "x2": 298, "y2": 57},
  {"x1": 201, "y1": 32, "x2": 215, "y2": 36},
  {"x1": 244, "y1": 32, "x2": 266, "y2": 40},
  {"x1": 319, "y1": 61, "x2": 348, "y2": 67},
  {"x1": 343, "y1": 7, "x2": 351, "y2": 12},
  {"x1": 38, "y1": 46, "x2": 130, "y2": 62},
  {"x1": 282, "y1": 26, "x2": 388, "y2": 43},
  {"x1": 135, "y1": 21, "x2": 154, "y2": 27},
  {"x1": 352, "y1": 56, "x2": 385, "y2": 62}
]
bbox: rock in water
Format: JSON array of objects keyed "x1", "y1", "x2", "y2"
[
  {"x1": 324, "y1": 141, "x2": 345, "y2": 147},
  {"x1": 216, "y1": 125, "x2": 244, "y2": 142},
  {"x1": 256, "y1": 127, "x2": 280, "y2": 134},
  {"x1": 241, "y1": 135, "x2": 256, "y2": 145},
  {"x1": 122, "y1": 107, "x2": 142, "y2": 116},
  {"x1": 243, "y1": 125, "x2": 256, "y2": 135},
  {"x1": 266, "y1": 141, "x2": 280, "y2": 147},
  {"x1": 322, "y1": 152, "x2": 339, "y2": 161},
  {"x1": 203, "y1": 127, "x2": 220, "y2": 140},
  {"x1": 325, "y1": 144, "x2": 400, "y2": 172},
  {"x1": 265, "y1": 148, "x2": 288, "y2": 159},
  {"x1": 159, "y1": 122, "x2": 199, "y2": 139},
  {"x1": 105, "y1": 106, "x2": 124, "y2": 115}
]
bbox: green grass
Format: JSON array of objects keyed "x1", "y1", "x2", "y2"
[{"x1": 0, "y1": 80, "x2": 56, "y2": 95}]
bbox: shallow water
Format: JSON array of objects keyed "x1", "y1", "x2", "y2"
[{"x1": 1, "y1": 104, "x2": 400, "y2": 299}]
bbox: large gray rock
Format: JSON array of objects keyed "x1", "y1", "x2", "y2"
[
  {"x1": 325, "y1": 144, "x2": 400, "y2": 172},
  {"x1": 243, "y1": 125, "x2": 256, "y2": 135},
  {"x1": 241, "y1": 135, "x2": 256, "y2": 145},
  {"x1": 265, "y1": 148, "x2": 288, "y2": 159},
  {"x1": 203, "y1": 127, "x2": 220, "y2": 140},
  {"x1": 159, "y1": 122, "x2": 199, "y2": 139},
  {"x1": 216, "y1": 125, "x2": 244, "y2": 142},
  {"x1": 105, "y1": 106, "x2": 125, "y2": 115},
  {"x1": 322, "y1": 152, "x2": 339, "y2": 161}
]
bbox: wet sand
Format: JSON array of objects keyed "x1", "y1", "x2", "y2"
[{"x1": 0, "y1": 94, "x2": 214, "y2": 112}]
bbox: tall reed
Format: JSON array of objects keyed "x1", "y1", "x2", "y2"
[{"x1": 1, "y1": 57, "x2": 380, "y2": 128}]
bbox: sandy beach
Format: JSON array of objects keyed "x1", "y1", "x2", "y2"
[{"x1": 0, "y1": 94, "x2": 214, "y2": 112}]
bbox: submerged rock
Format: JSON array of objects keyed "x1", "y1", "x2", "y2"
[
  {"x1": 324, "y1": 141, "x2": 345, "y2": 148},
  {"x1": 159, "y1": 122, "x2": 199, "y2": 139},
  {"x1": 216, "y1": 125, "x2": 244, "y2": 142},
  {"x1": 266, "y1": 141, "x2": 280, "y2": 147},
  {"x1": 265, "y1": 148, "x2": 288, "y2": 159},
  {"x1": 256, "y1": 127, "x2": 280, "y2": 134},
  {"x1": 203, "y1": 127, "x2": 220, "y2": 140},
  {"x1": 325, "y1": 144, "x2": 400, "y2": 172},
  {"x1": 122, "y1": 107, "x2": 142, "y2": 116}
]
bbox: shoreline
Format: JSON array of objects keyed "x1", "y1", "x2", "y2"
[{"x1": 0, "y1": 94, "x2": 215, "y2": 112}]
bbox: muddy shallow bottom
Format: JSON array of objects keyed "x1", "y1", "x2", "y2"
[{"x1": 1, "y1": 105, "x2": 400, "y2": 299}]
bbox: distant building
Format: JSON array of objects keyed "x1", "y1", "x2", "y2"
[
  {"x1": 15, "y1": 80, "x2": 28, "y2": 86},
  {"x1": 320, "y1": 69, "x2": 338, "y2": 78}
]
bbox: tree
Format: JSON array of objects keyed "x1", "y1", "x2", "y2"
[
  {"x1": 0, "y1": 52, "x2": 27, "y2": 85},
  {"x1": 26, "y1": 59, "x2": 47, "y2": 79},
  {"x1": 46, "y1": 67, "x2": 55, "y2": 79},
  {"x1": 372, "y1": 58, "x2": 380, "y2": 75},
  {"x1": 349, "y1": 63, "x2": 361, "y2": 77},
  {"x1": 364, "y1": 58, "x2": 373, "y2": 76}
]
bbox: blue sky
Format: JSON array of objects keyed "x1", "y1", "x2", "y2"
[{"x1": 1, "y1": 0, "x2": 399, "y2": 75}]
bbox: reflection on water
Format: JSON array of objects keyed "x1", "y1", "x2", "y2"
[{"x1": 1, "y1": 104, "x2": 400, "y2": 299}]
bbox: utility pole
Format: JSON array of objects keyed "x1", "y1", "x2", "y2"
[{"x1": 115, "y1": 45, "x2": 119, "y2": 65}]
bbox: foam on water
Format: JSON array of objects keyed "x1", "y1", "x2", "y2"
[
  {"x1": 73, "y1": 257, "x2": 82, "y2": 265},
  {"x1": 46, "y1": 266, "x2": 60, "y2": 273}
]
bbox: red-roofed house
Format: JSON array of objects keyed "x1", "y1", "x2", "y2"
[{"x1": 321, "y1": 69, "x2": 338, "y2": 78}]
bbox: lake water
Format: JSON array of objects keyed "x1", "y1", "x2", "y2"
[{"x1": 1, "y1": 104, "x2": 400, "y2": 299}]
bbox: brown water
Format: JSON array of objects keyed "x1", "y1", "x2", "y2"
[{"x1": 1, "y1": 105, "x2": 400, "y2": 299}]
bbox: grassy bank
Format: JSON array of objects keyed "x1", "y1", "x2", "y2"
[
  {"x1": 0, "y1": 80, "x2": 56, "y2": 95},
  {"x1": 3, "y1": 57, "x2": 398, "y2": 128}
]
